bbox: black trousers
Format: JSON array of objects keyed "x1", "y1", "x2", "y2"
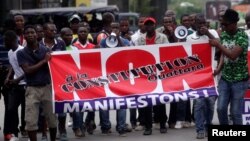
[
  {"x1": 130, "y1": 108, "x2": 137, "y2": 126},
  {"x1": 139, "y1": 104, "x2": 167, "y2": 129},
  {"x1": 6, "y1": 85, "x2": 26, "y2": 136},
  {"x1": 2, "y1": 85, "x2": 11, "y2": 135}
]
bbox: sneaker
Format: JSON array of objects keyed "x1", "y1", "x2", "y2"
[
  {"x1": 183, "y1": 122, "x2": 191, "y2": 128},
  {"x1": 174, "y1": 121, "x2": 183, "y2": 129},
  {"x1": 9, "y1": 137, "x2": 19, "y2": 141},
  {"x1": 67, "y1": 117, "x2": 73, "y2": 127},
  {"x1": 4, "y1": 134, "x2": 12, "y2": 141},
  {"x1": 41, "y1": 136, "x2": 48, "y2": 141},
  {"x1": 86, "y1": 121, "x2": 95, "y2": 135},
  {"x1": 169, "y1": 123, "x2": 175, "y2": 129},
  {"x1": 118, "y1": 130, "x2": 127, "y2": 137},
  {"x1": 81, "y1": 126, "x2": 86, "y2": 137},
  {"x1": 191, "y1": 122, "x2": 195, "y2": 127},
  {"x1": 124, "y1": 124, "x2": 132, "y2": 132},
  {"x1": 74, "y1": 128, "x2": 83, "y2": 137},
  {"x1": 196, "y1": 132, "x2": 205, "y2": 139},
  {"x1": 20, "y1": 130, "x2": 28, "y2": 138},
  {"x1": 131, "y1": 123, "x2": 137, "y2": 129},
  {"x1": 153, "y1": 123, "x2": 160, "y2": 129},
  {"x1": 135, "y1": 125, "x2": 144, "y2": 131},
  {"x1": 165, "y1": 123, "x2": 169, "y2": 128},
  {"x1": 59, "y1": 133, "x2": 68, "y2": 141},
  {"x1": 56, "y1": 133, "x2": 60, "y2": 139},
  {"x1": 160, "y1": 128, "x2": 167, "y2": 134},
  {"x1": 102, "y1": 129, "x2": 111, "y2": 135},
  {"x1": 143, "y1": 128, "x2": 152, "y2": 135}
]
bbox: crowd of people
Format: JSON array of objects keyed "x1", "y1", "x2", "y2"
[{"x1": 0, "y1": 7, "x2": 249, "y2": 141}]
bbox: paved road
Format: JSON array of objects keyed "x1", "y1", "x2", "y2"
[{"x1": 0, "y1": 98, "x2": 217, "y2": 141}]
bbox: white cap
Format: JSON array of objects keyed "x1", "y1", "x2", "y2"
[{"x1": 68, "y1": 14, "x2": 81, "y2": 23}]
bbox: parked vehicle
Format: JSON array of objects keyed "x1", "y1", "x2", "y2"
[{"x1": 9, "y1": 5, "x2": 119, "y2": 32}]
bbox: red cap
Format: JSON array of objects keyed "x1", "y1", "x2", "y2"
[{"x1": 143, "y1": 17, "x2": 156, "y2": 25}]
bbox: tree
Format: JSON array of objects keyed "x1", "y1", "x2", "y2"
[{"x1": 129, "y1": 0, "x2": 156, "y2": 15}]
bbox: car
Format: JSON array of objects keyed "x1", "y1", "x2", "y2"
[{"x1": 9, "y1": 6, "x2": 119, "y2": 33}]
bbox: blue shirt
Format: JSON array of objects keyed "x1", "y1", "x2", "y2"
[
  {"x1": 40, "y1": 38, "x2": 66, "y2": 51},
  {"x1": 17, "y1": 44, "x2": 51, "y2": 86}
]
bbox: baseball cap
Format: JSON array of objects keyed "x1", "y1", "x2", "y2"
[
  {"x1": 143, "y1": 17, "x2": 156, "y2": 25},
  {"x1": 68, "y1": 14, "x2": 81, "y2": 23}
]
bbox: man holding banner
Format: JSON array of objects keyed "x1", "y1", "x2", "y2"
[
  {"x1": 135, "y1": 17, "x2": 169, "y2": 135},
  {"x1": 209, "y1": 9, "x2": 249, "y2": 125},
  {"x1": 17, "y1": 25, "x2": 57, "y2": 141},
  {"x1": 187, "y1": 14, "x2": 218, "y2": 139}
]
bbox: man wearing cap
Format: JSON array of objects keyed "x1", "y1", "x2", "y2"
[
  {"x1": 135, "y1": 17, "x2": 168, "y2": 45},
  {"x1": 210, "y1": 9, "x2": 249, "y2": 125},
  {"x1": 69, "y1": 14, "x2": 82, "y2": 39},
  {"x1": 134, "y1": 17, "x2": 168, "y2": 135},
  {"x1": 69, "y1": 14, "x2": 93, "y2": 44}
]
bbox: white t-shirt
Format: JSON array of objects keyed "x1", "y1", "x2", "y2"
[
  {"x1": 186, "y1": 29, "x2": 220, "y2": 84},
  {"x1": 186, "y1": 29, "x2": 219, "y2": 41},
  {"x1": 8, "y1": 45, "x2": 26, "y2": 85},
  {"x1": 130, "y1": 30, "x2": 145, "y2": 46}
]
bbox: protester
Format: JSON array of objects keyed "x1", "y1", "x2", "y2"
[
  {"x1": 41, "y1": 23, "x2": 66, "y2": 51},
  {"x1": 4, "y1": 30, "x2": 26, "y2": 141},
  {"x1": 69, "y1": 14, "x2": 81, "y2": 39},
  {"x1": 73, "y1": 26, "x2": 95, "y2": 49},
  {"x1": 209, "y1": 9, "x2": 249, "y2": 125},
  {"x1": 135, "y1": 17, "x2": 168, "y2": 135},
  {"x1": 131, "y1": 16, "x2": 146, "y2": 46},
  {"x1": 157, "y1": 15, "x2": 178, "y2": 43},
  {"x1": 172, "y1": 14, "x2": 193, "y2": 129},
  {"x1": 60, "y1": 27, "x2": 77, "y2": 51},
  {"x1": 94, "y1": 12, "x2": 114, "y2": 45},
  {"x1": 17, "y1": 25, "x2": 57, "y2": 141},
  {"x1": 73, "y1": 26, "x2": 97, "y2": 136},
  {"x1": 13, "y1": 14, "x2": 26, "y2": 46},
  {"x1": 187, "y1": 14, "x2": 218, "y2": 139},
  {"x1": 119, "y1": 18, "x2": 133, "y2": 41},
  {"x1": 100, "y1": 22, "x2": 131, "y2": 137}
]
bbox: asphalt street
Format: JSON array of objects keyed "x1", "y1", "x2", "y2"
[{"x1": 0, "y1": 98, "x2": 217, "y2": 141}]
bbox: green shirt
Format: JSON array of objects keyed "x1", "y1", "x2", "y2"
[
  {"x1": 66, "y1": 45, "x2": 73, "y2": 51},
  {"x1": 221, "y1": 29, "x2": 249, "y2": 82}
]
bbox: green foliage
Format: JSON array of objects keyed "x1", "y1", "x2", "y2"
[
  {"x1": 168, "y1": 0, "x2": 206, "y2": 21},
  {"x1": 129, "y1": 0, "x2": 157, "y2": 15}
]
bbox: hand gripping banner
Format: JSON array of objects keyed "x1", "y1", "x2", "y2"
[{"x1": 48, "y1": 41, "x2": 218, "y2": 113}]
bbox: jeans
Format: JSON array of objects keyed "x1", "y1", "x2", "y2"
[
  {"x1": 72, "y1": 112, "x2": 84, "y2": 131},
  {"x1": 194, "y1": 96, "x2": 216, "y2": 133},
  {"x1": 217, "y1": 78, "x2": 248, "y2": 125},
  {"x1": 116, "y1": 109, "x2": 126, "y2": 132},
  {"x1": 99, "y1": 109, "x2": 126, "y2": 132},
  {"x1": 99, "y1": 110, "x2": 111, "y2": 131}
]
